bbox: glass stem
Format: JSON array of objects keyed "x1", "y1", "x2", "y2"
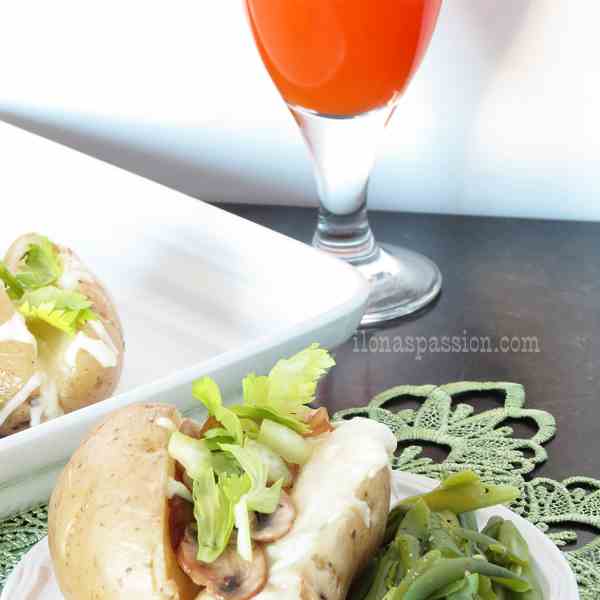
[{"x1": 289, "y1": 105, "x2": 392, "y2": 266}]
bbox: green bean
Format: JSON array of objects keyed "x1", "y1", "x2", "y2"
[
  {"x1": 439, "y1": 510, "x2": 461, "y2": 530},
  {"x1": 447, "y1": 574, "x2": 479, "y2": 599},
  {"x1": 457, "y1": 512, "x2": 481, "y2": 557},
  {"x1": 496, "y1": 522, "x2": 543, "y2": 600},
  {"x1": 395, "y1": 533, "x2": 421, "y2": 576},
  {"x1": 458, "y1": 511, "x2": 479, "y2": 532},
  {"x1": 428, "y1": 574, "x2": 478, "y2": 599},
  {"x1": 493, "y1": 582, "x2": 509, "y2": 599},
  {"x1": 392, "y1": 550, "x2": 443, "y2": 597},
  {"x1": 400, "y1": 558, "x2": 530, "y2": 600},
  {"x1": 399, "y1": 471, "x2": 520, "y2": 514},
  {"x1": 453, "y1": 527, "x2": 526, "y2": 568},
  {"x1": 497, "y1": 521, "x2": 530, "y2": 567},
  {"x1": 399, "y1": 499, "x2": 431, "y2": 544},
  {"x1": 429, "y1": 513, "x2": 464, "y2": 558},
  {"x1": 364, "y1": 544, "x2": 402, "y2": 600},
  {"x1": 478, "y1": 575, "x2": 498, "y2": 600},
  {"x1": 482, "y1": 516, "x2": 504, "y2": 539},
  {"x1": 385, "y1": 506, "x2": 410, "y2": 545},
  {"x1": 510, "y1": 561, "x2": 543, "y2": 600}
]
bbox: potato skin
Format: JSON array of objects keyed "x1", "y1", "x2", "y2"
[
  {"x1": 298, "y1": 466, "x2": 390, "y2": 600},
  {"x1": 2, "y1": 233, "x2": 125, "y2": 422},
  {"x1": 0, "y1": 287, "x2": 37, "y2": 436},
  {"x1": 49, "y1": 403, "x2": 199, "y2": 600}
]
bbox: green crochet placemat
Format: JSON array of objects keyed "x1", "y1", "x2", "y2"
[{"x1": 1, "y1": 381, "x2": 599, "y2": 598}]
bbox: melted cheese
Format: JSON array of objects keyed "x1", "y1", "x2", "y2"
[
  {"x1": 167, "y1": 479, "x2": 193, "y2": 503},
  {"x1": 0, "y1": 372, "x2": 41, "y2": 427},
  {"x1": 29, "y1": 403, "x2": 44, "y2": 427},
  {"x1": 197, "y1": 418, "x2": 396, "y2": 600},
  {"x1": 0, "y1": 312, "x2": 36, "y2": 346},
  {"x1": 156, "y1": 417, "x2": 177, "y2": 432},
  {"x1": 39, "y1": 377, "x2": 63, "y2": 420},
  {"x1": 58, "y1": 252, "x2": 93, "y2": 290},
  {"x1": 65, "y1": 332, "x2": 118, "y2": 369},
  {"x1": 88, "y1": 320, "x2": 119, "y2": 355}
]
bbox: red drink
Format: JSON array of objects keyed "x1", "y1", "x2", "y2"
[{"x1": 245, "y1": 0, "x2": 442, "y2": 116}]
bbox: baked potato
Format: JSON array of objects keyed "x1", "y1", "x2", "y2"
[
  {"x1": 0, "y1": 233, "x2": 124, "y2": 436},
  {"x1": 48, "y1": 403, "x2": 395, "y2": 600}
]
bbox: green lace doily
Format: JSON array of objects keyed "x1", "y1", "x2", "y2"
[{"x1": 1, "y1": 381, "x2": 599, "y2": 598}]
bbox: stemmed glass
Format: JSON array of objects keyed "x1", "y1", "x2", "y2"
[{"x1": 245, "y1": 0, "x2": 443, "y2": 325}]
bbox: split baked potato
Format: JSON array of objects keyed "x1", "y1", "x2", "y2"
[{"x1": 0, "y1": 233, "x2": 124, "y2": 436}]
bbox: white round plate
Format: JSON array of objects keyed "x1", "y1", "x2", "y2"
[{"x1": 2, "y1": 471, "x2": 579, "y2": 599}]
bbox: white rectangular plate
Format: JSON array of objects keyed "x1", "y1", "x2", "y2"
[{"x1": 0, "y1": 122, "x2": 368, "y2": 516}]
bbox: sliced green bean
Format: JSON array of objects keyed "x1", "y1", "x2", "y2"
[
  {"x1": 447, "y1": 573, "x2": 479, "y2": 599},
  {"x1": 399, "y1": 499, "x2": 431, "y2": 544},
  {"x1": 458, "y1": 511, "x2": 479, "y2": 532},
  {"x1": 428, "y1": 575, "x2": 473, "y2": 599},
  {"x1": 482, "y1": 516, "x2": 504, "y2": 539},
  {"x1": 393, "y1": 550, "x2": 443, "y2": 597},
  {"x1": 395, "y1": 533, "x2": 421, "y2": 577},
  {"x1": 453, "y1": 527, "x2": 526, "y2": 568},
  {"x1": 493, "y1": 582, "x2": 509, "y2": 599},
  {"x1": 478, "y1": 575, "x2": 498, "y2": 600},
  {"x1": 510, "y1": 561, "x2": 543, "y2": 600},
  {"x1": 401, "y1": 558, "x2": 530, "y2": 600},
  {"x1": 496, "y1": 521, "x2": 543, "y2": 600},
  {"x1": 399, "y1": 471, "x2": 520, "y2": 514},
  {"x1": 439, "y1": 509, "x2": 460, "y2": 530},
  {"x1": 364, "y1": 544, "x2": 401, "y2": 600},
  {"x1": 497, "y1": 521, "x2": 530, "y2": 566},
  {"x1": 429, "y1": 513, "x2": 464, "y2": 558},
  {"x1": 385, "y1": 505, "x2": 409, "y2": 545}
]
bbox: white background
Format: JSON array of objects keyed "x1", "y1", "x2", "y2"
[{"x1": 1, "y1": 1, "x2": 599, "y2": 221}]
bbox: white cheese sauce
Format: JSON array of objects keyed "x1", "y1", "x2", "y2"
[
  {"x1": 167, "y1": 479, "x2": 193, "y2": 503},
  {"x1": 29, "y1": 402, "x2": 44, "y2": 427},
  {"x1": 88, "y1": 320, "x2": 119, "y2": 356},
  {"x1": 0, "y1": 312, "x2": 36, "y2": 346},
  {"x1": 156, "y1": 417, "x2": 177, "y2": 432},
  {"x1": 65, "y1": 331, "x2": 118, "y2": 369},
  {"x1": 39, "y1": 376, "x2": 63, "y2": 420},
  {"x1": 0, "y1": 372, "x2": 41, "y2": 428},
  {"x1": 197, "y1": 418, "x2": 396, "y2": 600},
  {"x1": 58, "y1": 252, "x2": 93, "y2": 290}
]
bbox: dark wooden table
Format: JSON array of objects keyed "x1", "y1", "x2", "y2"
[{"x1": 224, "y1": 204, "x2": 600, "y2": 483}]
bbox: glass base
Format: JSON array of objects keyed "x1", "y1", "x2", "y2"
[{"x1": 354, "y1": 244, "x2": 442, "y2": 326}]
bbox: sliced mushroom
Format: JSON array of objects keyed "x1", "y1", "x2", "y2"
[
  {"x1": 169, "y1": 495, "x2": 195, "y2": 550},
  {"x1": 251, "y1": 490, "x2": 296, "y2": 543},
  {"x1": 303, "y1": 407, "x2": 333, "y2": 437},
  {"x1": 176, "y1": 525, "x2": 268, "y2": 600},
  {"x1": 179, "y1": 417, "x2": 205, "y2": 439}
]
